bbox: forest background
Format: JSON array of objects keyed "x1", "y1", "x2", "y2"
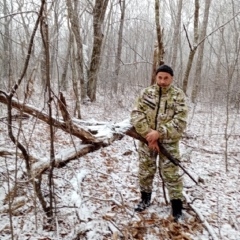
[{"x1": 0, "y1": 0, "x2": 240, "y2": 239}]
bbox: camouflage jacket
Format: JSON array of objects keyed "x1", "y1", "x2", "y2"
[{"x1": 131, "y1": 84, "x2": 188, "y2": 143}]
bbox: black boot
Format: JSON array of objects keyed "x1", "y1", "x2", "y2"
[
  {"x1": 135, "y1": 191, "x2": 152, "y2": 212},
  {"x1": 171, "y1": 199, "x2": 183, "y2": 222}
]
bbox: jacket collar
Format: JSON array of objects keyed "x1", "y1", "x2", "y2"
[{"x1": 155, "y1": 83, "x2": 172, "y2": 94}]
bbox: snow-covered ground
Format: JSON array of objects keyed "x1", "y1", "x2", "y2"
[{"x1": 0, "y1": 94, "x2": 239, "y2": 240}]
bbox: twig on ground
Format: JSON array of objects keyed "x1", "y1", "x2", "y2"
[{"x1": 183, "y1": 192, "x2": 218, "y2": 240}]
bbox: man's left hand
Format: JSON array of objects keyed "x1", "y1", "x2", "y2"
[
  {"x1": 146, "y1": 130, "x2": 160, "y2": 152},
  {"x1": 148, "y1": 141, "x2": 160, "y2": 152}
]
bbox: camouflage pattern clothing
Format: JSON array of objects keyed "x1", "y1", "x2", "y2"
[{"x1": 131, "y1": 83, "x2": 188, "y2": 200}]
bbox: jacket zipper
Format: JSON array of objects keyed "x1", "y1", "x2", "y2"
[
  {"x1": 164, "y1": 101, "x2": 167, "y2": 113},
  {"x1": 155, "y1": 87, "x2": 161, "y2": 130}
]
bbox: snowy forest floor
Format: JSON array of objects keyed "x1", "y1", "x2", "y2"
[{"x1": 0, "y1": 93, "x2": 240, "y2": 240}]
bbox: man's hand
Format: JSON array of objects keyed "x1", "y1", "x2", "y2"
[
  {"x1": 146, "y1": 129, "x2": 160, "y2": 142},
  {"x1": 146, "y1": 130, "x2": 160, "y2": 152},
  {"x1": 148, "y1": 141, "x2": 160, "y2": 152}
]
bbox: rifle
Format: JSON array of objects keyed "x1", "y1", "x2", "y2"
[{"x1": 125, "y1": 126, "x2": 198, "y2": 185}]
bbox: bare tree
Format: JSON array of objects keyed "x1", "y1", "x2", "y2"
[
  {"x1": 70, "y1": 30, "x2": 82, "y2": 118},
  {"x1": 60, "y1": 32, "x2": 72, "y2": 91},
  {"x1": 170, "y1": 0, "x2": 183, "y2": 71},
  {"x1": 40, "y1": 2, "x2": 56, "y2": 219},
  {"x1": 112, "y1": 0, "x2": 126, "y2": 94},
  {"x1": 87, "y1": 0, "x2": 110, "y2": 102},
  {"x1": 191, "y1": 0, "x2": 212, "y2": 103},
  {"x1": 155, "y1": 0, "x2": 164, "y2": 66},
  {"x1": 221, "y1": 3, "x2": 240, "y2": 172},
  {"x1": 182, "y1": 0, "x2": 200, "y2": 94},
  {"x1": 151, "y1": 0, "x2": 165, "y2": 85},
  {"x1": 2, "y1": 0, "x2": 13, "y2": 90},
  {"x1": 66, "y1": 0, "x2": 86, "y2": 101}
]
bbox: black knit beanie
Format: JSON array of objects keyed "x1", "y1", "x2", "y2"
[{"x1": 156, "y1": 65, "x2": 174, "y2": 76}]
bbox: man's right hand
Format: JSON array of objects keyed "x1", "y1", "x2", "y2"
[{"x1": 146, "y1": 130, "x2": 160, "y2": 152}]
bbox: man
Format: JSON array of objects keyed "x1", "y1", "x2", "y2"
[{"x1": 130, "y1": 64, "x2": 188, "y2": 221}]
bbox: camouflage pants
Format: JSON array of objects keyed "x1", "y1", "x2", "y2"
[{"x1": 137, "y1": 141, "x2": 183, "y2": 200}]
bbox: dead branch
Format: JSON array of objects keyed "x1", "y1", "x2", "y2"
[
  {"x1": 32, "y1": 144, "x2": 99, "y2": 176},
  {"x1": 58, "y1": 92, "x2": 100, "y2": 143},
  {"x1": 183, "y1": 24, "x2": 193, "y2": 51},
  {"x1": 0, "y1": 148, "x2": 39, "y2": 163},
  {"x1": 0, "y1": 198, "x2": 27, "y2": 214},
  {"x1": 0, "y1": 11, "x2": 38, "y2": 20},
  {"x1": 197, "y1": 10, "x2": 240, "y2": 47},
  {"x1": 0, "y1": 93, "x2": 112, "y2": 144}
]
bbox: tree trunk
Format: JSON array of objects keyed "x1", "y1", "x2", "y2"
[
  {"x1": 40, "y1": 3, "x2": 56, "y2": 218},
  {"x1": 60, "y1": 32, "x2": 72, "y2": 91},
  {"x1": 151, "y1": 0, "x2": 165, "y2": 85},
  {"x1": 170, "y1": 0, "x2": 183, "y2": 70},
  {"x1": 70, "y1": 33, "x2": 81, "y2": 119},
  {"x1": 112, "y1": 0, "x2": 126, "y2": 94},
  {"x1": 155, "y1": 0, "x2": 164, "y2": 65},
  {"x1": 2, "y1": 0, "x2": 13, "y2": 90},
  {"x1": 182, "y1": 49, "x2": 197, "y2": 93},
  {"x1": 151, "y1": 41, "x2": 159, "y2": 85},
  {"x1": 182, "y1": 0, "x2": 200, "y2": 94},
  {"x1": 191, "y1": 0, "x2": 211, "y2": 103},
  {"x1": 50, "y1": 0, "x2": 60, "y2": 81},
  {"x1": 40, "y1": 47, "x2": 47, "y2": 89},
  {"x1": 66, "y1": 0, "x2": 86, "y2": 101},
  {"x1": 87, "y1": 0, "x2": 110, "y2": 102}
]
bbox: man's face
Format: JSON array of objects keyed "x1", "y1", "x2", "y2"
[{"x1": 156, "y1": 72, "x2": 173, "y2": 87}]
